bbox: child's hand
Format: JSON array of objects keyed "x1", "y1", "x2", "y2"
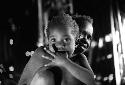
[
  {"x1": 38, "y1": 46, "x2": 54, "y2": 61},
  {"x1": 42, "y1": 47, "x2": 69, "y2": 67}
]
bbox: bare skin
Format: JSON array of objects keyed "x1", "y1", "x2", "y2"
[
  {"x1": 18, "y1": 25, "x2": 95, "y2": 85},
  {"x1": 30, "y1": 51, "x2": 94, "y2": 85},
  {"x1": 29, "y1": 25, "x2": 95, "y2": 85}
]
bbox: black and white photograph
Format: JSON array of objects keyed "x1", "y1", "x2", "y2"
[{"x1": 1, "y1": 0, "x2": 125, "y2": 85}]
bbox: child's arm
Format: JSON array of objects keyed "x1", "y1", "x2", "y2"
[
  {"x1": 18, "y1": 47, "x2": 51, "y2": 85},
  {"x1": 70, "y1": 54, "x2": 94, "y2": 75},
  {"x1": 65, "y1": 54, "x2": 95, "y2": 85},
  {"x1": 43, "y1": 49, "x2": 95, "y2": 85}
]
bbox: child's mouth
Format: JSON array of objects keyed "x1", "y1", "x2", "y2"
[
  {"x1": 56, "y1": 48, "x2": 68, "y2": 54},
  {"x1": 52, "y1": 44, "x2": 68, "y2": 54},
  {"x1": 57, "y1": 50, "x2": 68, "y2": 54}
]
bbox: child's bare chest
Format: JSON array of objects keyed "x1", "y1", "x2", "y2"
[{"x1": 60, "y1": 67, "x2": 84, "y2": 85}]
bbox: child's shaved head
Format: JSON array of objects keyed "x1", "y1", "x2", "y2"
[{"x1": 46, "y1": 13, "x2": 79, "y2": 40}]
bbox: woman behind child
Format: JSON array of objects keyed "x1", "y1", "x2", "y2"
[{"x1": 72, "y1": 14, "x2": 94, "y2": 72}]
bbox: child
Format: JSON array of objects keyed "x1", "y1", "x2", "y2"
[{"x1": 18, "y1": 13, "x2": 95, "y2": 85}]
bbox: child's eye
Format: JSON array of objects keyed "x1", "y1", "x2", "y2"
[
  {"x1": 64, "y1": 38, "x2": 71, "y2": 43},
  {"x1": 50, "y1": 38, "x2": 56, "y2": 42}
]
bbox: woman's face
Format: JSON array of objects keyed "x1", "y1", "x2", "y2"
[{"x1": 76, "y1": 23, "x2": 93, "y2": 53}]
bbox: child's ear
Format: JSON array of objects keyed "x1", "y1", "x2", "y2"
[
  {"x1": 44, "y1": 44, "x2": 49, "y2": 49},
  {"x1": 44, "y1": 37, "x2": 49, "y2": 48},
  {"x1": 44, "y1": 39, "x2": 48, "y2": 45},
  {"x1": 44, "y1": 38, "x2": 49, "y2": 48}
]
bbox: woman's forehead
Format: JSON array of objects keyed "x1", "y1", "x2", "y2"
[{"x1": 80, "y1": 24, "x2": 93, "y2": 36}]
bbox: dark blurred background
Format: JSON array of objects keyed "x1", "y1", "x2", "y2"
[{"x1": 1, "y1": 0, "x2": 125, "y2": 85}]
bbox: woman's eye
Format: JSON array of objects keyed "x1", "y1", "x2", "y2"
[
  {"x1": 87, "y1": 35, "x2": 92, "y2": 40},
  {"x1": 51, "y1": 38, "x2": 56, "y2": 42}
]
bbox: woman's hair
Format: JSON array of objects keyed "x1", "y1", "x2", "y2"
[{"x1": 46, "y1": 13, "x2": 79, "y2": 40}]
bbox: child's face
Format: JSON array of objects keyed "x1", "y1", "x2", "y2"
[
  {"x1": 77, "y1": 23, "x2": 93, "y2": 52},
  {"x1": 48, "y1": 25, "x2": 76, "y2": 57}
]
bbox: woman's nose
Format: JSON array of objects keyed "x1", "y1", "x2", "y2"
[{"x1": 83, "y1": 35, "x2": 88, "y2": 40}]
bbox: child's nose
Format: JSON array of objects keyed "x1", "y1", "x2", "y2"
[{"x1": 55, "y1": 41, "x2": 66, "y2": 48}]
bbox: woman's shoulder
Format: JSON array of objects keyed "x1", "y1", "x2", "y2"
[{"x1": 70, "y1": 53, "x2": 88, "y2": 67}]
